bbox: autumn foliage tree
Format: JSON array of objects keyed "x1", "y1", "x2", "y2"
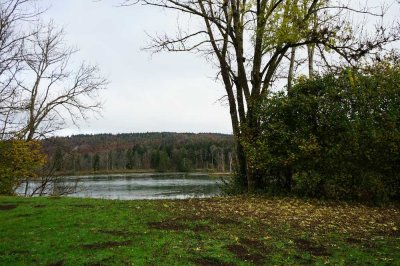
[{"x1": 0, "y1": 140, "x2": 45, "y2": 195}]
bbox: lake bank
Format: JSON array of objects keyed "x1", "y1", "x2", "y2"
[
  {"x1": 1, "y1": 196, "x2": 399, "y2": 265},
  {"x1": 50, "y1": 169, "x2": 233, "y2": 178}
]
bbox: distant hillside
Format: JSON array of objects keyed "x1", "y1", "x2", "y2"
[{"x1": 42, "y1": 132, "x2": 235, "y2": 174}]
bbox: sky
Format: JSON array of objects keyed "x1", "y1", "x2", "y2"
[
  {"x1": 35, "y1": 0, "x2": 400, "y2": 136},
  {"x1": 38, "y1": 0, "x2": 233, "y2": 136}
]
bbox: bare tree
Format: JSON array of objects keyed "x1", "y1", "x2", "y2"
[
  {"x1": 18, "y1": 22, "x2": 107, "y2": 141},
  {"x1": 1, "y1": 2, "x2": 107, "y2": 196},
  {"x1": 123, "y1": 0, "x2": 400, "y2": 192},
  {"x1": 16, "y1": 22, "x2": 107, "y2": 196},
  {"x1": 0, "y1": 0, "x2": 41, "y2": 140}
]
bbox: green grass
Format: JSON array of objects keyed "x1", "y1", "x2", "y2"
[{"x1": 0, "y1": 196, "x2": 399, "y2": 265}]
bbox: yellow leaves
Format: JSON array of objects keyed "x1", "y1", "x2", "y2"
[
  {"x1": 0, "y1": 139, "x2": 46, "y2": 194},
  {"x1": 170, "y1": 196, "x2": 399, "y2": 240},
  {"x1": 193, "y1": 246, "x2": 202, "y2": 252},
  {"x1": 263, "y1": 235, "x2": 271, "y2": 240}
]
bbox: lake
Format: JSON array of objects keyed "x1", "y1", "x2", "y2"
[{"x1": 18, "y1": 173, "x2": 224, "y2": 200}]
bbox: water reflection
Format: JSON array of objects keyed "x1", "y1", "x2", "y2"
[{"x1": 19, "y1": 173, "x2": 223, "y2": 200}]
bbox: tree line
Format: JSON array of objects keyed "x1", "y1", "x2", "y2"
[{"x1": 45, "y1": 132, "x2": 235, "y2": 174}]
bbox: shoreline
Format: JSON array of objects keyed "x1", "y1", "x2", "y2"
[{"x1": 46, "y1": 170, "x2": 233, "y2": 178}]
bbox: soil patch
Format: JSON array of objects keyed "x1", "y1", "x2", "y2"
[
  {"x1": 148, "y1": 221, "x2": 186, "y2": 231},
  {"x1": 240, "y1": 238, "x2": 268, "y2": 253},
  {"x1": 81, "y1": 240, "x2": 132, "y2": 250},
  {"x1": 47, "y1": 260, "x2": 64, "y2": 266},
  {"x1": 227, "y1": 244, "x2": 265, "y2": 264},
  {"x1": 33, "y1": 205, "x2": 46, "y2": 208},
  {"x1": 346, "y1": 237, "x2": 376, "y2": 249},
  {"x1": 192, "y1": 224, "x2": 211, "y2": 233},
  {"x1": 86, "y1": 263, "x2": 101, "y2": 266},
  {"x1": 192, "y1": 257, "x2": 232, "y2": 266},
  {"x1": 378, "y1": 230, "x2": 400, "y2": 237},
  {"x1": 346, "y1": 237, "x2": 362, "y2": 244},
  {"x1": 148, "y1": 220, "x2": 211, "y2": 233},
  {"x1": 70, "y1": 204, "x2": 94, "y2": 208},
  {"x1": 295, "y1": 239, "x2": 330, "y2": 256},
  {"x1": 0, "y1": 204, "x2": 17, "y2": 210},
  {"x1": 14, "y1": 214, "x2": 32, "y2": 218}
]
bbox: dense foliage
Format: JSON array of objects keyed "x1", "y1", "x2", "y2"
[
  {"x1": 0, "y1": 140, "x2": 46, "y2": 195},
  {"x1": 43, "y1": 132, "x2": 235, "y2": 173},
  {"x1": 251, "y1": 65, "x2": 400, "y2": 202}
]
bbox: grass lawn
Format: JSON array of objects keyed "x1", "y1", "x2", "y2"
[{"x1": 0, "y1": 196, "x2": 399, "y2": 265}]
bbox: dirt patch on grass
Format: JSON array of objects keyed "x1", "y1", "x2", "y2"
[
  {"x1": 346, "y1": 237, "x2": 376, "y2": 249},
  {"x1": 33, "y1": 205, "x2": 46, "y2": 208},
  {"x1": 15, "y1": 213, "x2": 33, "y2": 218},
  {"x1": 148, "y1": 220, "x2": 211, "y2": 233},
  {"x1": 191, "y1": 224, "x2": 211, "y2": 233},
  {"x1": 227, "y1": 244, "x2": 265, "y2": 264},
  {"x1": 0, "y1": 204, "x2": 17, "y2": 210},
  {"x1": 192, "y1": 257, "x2": 232, "y2": 266},
  {"x1": 346, "y1": 237, "x2": 362, "y2": 244},
  {"x1": 81, "y1": 240, "x2": 132, "y2": 250},
  {"x1": 70, "y1": 204, "x2": 94, "y2": 208},
  {"x1": 148, "y1": 221, "x2": 185, "y2": 231},
  {"x1": 295, "y1": 239, "x2": 330, "y2": 256},
  {"x1": 47, "y1": 260, "x2": 64, "y2": 266},
  {"x1": 240, "y1": 238, "x2": 268, "y2": 253},
  {"x1": 98, "y1": 229, "x2": 134, "y2": 237}
]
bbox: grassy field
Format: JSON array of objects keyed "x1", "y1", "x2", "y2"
[{"x1": 0, "y1": 196, "x2": 399, "y2": 266}]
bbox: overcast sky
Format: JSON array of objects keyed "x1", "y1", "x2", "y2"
[
  {"x1": 38, "y1": 0, "x2": 232, "y2": 136},
  {"x1": 37, "y1": 0, "x2": 400, "y2": 136}
]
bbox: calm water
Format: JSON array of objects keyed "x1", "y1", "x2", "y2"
[{"x1": 19, "y1": 173, "x2": 223, "y2": 200}]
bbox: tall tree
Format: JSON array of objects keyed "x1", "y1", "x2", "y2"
[
  {"x1": 1, "y1": 3, "x2": 107, "y2": 195},
  {"x1": 124, "y1": 0, "x2": 400, "y2": 192},
  {"x1": 19, "y1": 22, "x2": 107, "y2": 141},
  {"x1": 0, "y1": 0, "x2": 40, "y2": 140}
]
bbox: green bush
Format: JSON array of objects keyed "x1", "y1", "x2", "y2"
[{"x1": 257, "y1": 64, "x2": 400, "y2": 202}]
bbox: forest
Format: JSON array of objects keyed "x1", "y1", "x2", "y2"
[{"x1": 42, "y1": 132, "x2": 235, "y2": 174}]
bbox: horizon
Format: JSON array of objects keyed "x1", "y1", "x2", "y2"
[{"x1": 51, "y1": 131, "x2": 235, "y2": 138}]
